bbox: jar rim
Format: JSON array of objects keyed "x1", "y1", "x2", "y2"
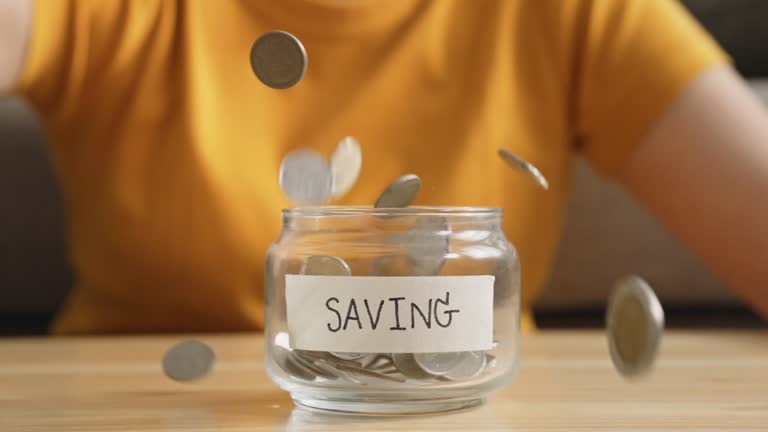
[{"x1": 283, "y1": 206, "x2": 501, "y2": 218}]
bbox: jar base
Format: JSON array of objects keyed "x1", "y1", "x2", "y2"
[{"x1": 293, "y1": 396, "x2": 485, "y2": 415}]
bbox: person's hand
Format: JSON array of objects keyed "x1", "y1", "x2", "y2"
[{"x1": 620, "y1": 65, "x2": 768, "y2": 317}]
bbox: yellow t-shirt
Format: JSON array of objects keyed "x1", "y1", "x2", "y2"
[{"x1": 16, "y1": 0, "x2": 725, "y2": 334}]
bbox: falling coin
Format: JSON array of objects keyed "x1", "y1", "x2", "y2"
[
  {"x1": 413, "y1": 352, "x2": 465, "y2": 376},
  {"x1": 374, "y1": 174, "x2": 422, "y2": 208},
  {"x1": 606, "y1": 275, "x2": 664, "y2": 378},
  {"x1": 442, "y1": 351, "x2": 487, "y2": 381},
  {"x1": 300, "y1": 255, "x2": 351, "y2": 276},
  {"x1": 279, "y1": 149, "x2": 333, "y2": 205},
  {"x1": 405, "y1": 216, "x2": 449, "y2": 276},
  {"x1": 162, "y1": 340, "x2": 216, "y2": 382},
  {"x1": 392, "y1": 353, "x2": 433, "y2": 379},
  {"x1": 250, "y1": 30, "x2": 307, "y2": 89},
  {"x1": 330, "y1": 136, "x2": 362, "y2": 199},
  {"x1": 498, "y1": 148, "x2": 549, "y2": 190}
]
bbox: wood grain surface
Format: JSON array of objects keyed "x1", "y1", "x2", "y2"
[{"x1": 1, "y1": 331, "x2": 766, "y2": 431}]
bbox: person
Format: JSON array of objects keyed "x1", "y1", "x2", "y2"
[{"x1": 0, "y1": 0, "x2": 766, "y2": 334}]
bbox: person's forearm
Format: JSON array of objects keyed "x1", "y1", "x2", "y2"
[
  {"x1": 0, "y1": 0, "x2": 32, "y2": 94},
  {"x1": 621, "y1": 65, "x2": 768, "y2": 317}
]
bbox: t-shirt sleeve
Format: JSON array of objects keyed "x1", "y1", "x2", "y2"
[
  {"x1": 15, "y1": 0, "x2": 176, "y2": 124},
  {"x1": 575, "y1": 0, "x2": 729, "y2": 176}
]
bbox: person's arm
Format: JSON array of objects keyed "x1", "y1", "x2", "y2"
[
  {"x1": 0, "y1": 0, "x2": 32, "y2": 94},
  {"x1": 619, "y1": 65, "x2": 768, "y2": 317}
]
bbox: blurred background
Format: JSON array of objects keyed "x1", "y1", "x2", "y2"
[{"x1": 1, "y1": 0, "x2": 767, "y2": 335}]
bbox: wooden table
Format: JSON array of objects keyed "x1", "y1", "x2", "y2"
[{"x1": 1, "y1": 331, "x2": 766, "y2": 431}]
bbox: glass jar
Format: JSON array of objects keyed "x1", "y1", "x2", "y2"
[{"x1": 264, "y1": 206, "x2": 520, "y2": 414}]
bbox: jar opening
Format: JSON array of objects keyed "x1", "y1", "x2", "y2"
[{"x1": 283, "y1": 206, "x2": 502, "y2": 218}]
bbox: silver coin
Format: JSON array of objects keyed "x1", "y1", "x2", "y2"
[
  {"x1": 374, "y1": 174, "x2": 422, "y2": 208},
  {"x1": 279, "y1": 149, "x2": 332, "y2": 205},
  {"x1": 412, "y1": 352, "x2": 464, "y2": 376},
  {"x1": 334, "y1": 363, "x2": 407, "y2": 383},
  {"x1": 313, "y1": 359, "x2": 364, "y2": 385},
  {"x1": 300, "y1": 255, "x2": 351, "y2": 276},
  {"x1": 606, "y1": 275, "x2": 664, "y2": 378},
  {"x1": 405, "y1": 216, "x2": 449, "y2": 276},
  {"x1": 391, "y1": 353, "x2": 432, "y2": 379},
  {"x1": 329, "y1": 352, "x2": 366, "y2": 361},
  {"x1": 442, "y1": 351, "x2": 487, "y2": 381},
  {"x1": 330, "y1": 136, "x2": 362, "y2": 199},
  {"x1": 250, "y1": 30, "x2": 307, "y2": 89},
  {"x1": 485, "y1": 353, "x2": 497, "y2": 368},
  {"x1": 162, "y1": 340, "x2": 215, "y2": 382},
  {"x1": 295, "y1": 350, "x2": 362, "y2": 368},
  {"x1": 272, "y1": 345, "x2": 316, "y2": 381},
  {"x1": 361, "y1": 354, "x2": 394, "y2": 371},
  {"x1": 290, "y1": 351, "x2": 337, "y2": 379},
  {"x1": 498, "y1": 148, "x2": 549, "y2": 190}
]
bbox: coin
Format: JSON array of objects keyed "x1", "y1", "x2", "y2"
[
  {"x1": 412, "y1": 352, "x2": 464, "y2": 376},
  {"x1": 361, "y1": 354, "x2": 394, "y2": 371},
  {"x1": 279, "y1": 149, "x2": 332, "y2": 205},
  {"x1": 498, "y1": 148, "x2": 549, "y2": 190},
  {"x1": 442, "y1": 351, "x2": 486, "y2": 381},
  {"x1": 250, "y1": 30, "x2": 307, "y2": 89},
  {"x1": 333, "y1": 362, "x2": 407, "y2": 383},
  {"x1": 330, "y1": 136, "x2": 362, "y2": 199},
  {"x1": 405, "y1": 216, "x2": 449, "y2": 276},
  {"x1": 485, "y1": 353, "x2": 497, "y2": 368},
  {"x1": 374, "y1": 174, "x2": 422, "y2": 208},
  {"x1": 392, "y1": 353, "x2": 432, "y2": 379},
  {"x1": 300, "y1": 255, "x2": 351, "y2": 276},
  {"x1": 295, "y1": 350, "x2": 365, "y2": 369},
  {"x1": 291, "y1": 351, "x2": 337, "y2": 379},
  {"x1": 162, "y1": 340, "x2": 216, "y2": 382},
  {"x1": 313, "y1": 359, "x2": 365, "y2": 385},
  {"x1": 272, "y1": 345, "x2": 316, "y2": 381},
  {"x1": 606, "y1": 275, "x2": 664, "y2": 378},
  {"x1": 329, "y1": 352, "x2": 366, "y2": 361}
]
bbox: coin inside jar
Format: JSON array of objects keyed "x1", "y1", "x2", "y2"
[
  {"x1": 413, "y1": 352, "x2": 465, "y2": 376},
  {"x1": 404, "y1": 216, "x2": 449, "y2": 276},
  {"x1": 442, "y1": 351, "x2": 487, "y2": 381},
  {"x1": 272, "y1": 345, "x2": 316, "y2": 381},
  {"x1": 300, "y1": 255, "x2": 351, "y2": 276},
  {"x1": 392, "y1": 353, "x2": 432, "y2": 379}
]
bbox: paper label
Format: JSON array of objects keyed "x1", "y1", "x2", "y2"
[{"x1": 285, "y1": 275, "x2": 494, "y2": 353}]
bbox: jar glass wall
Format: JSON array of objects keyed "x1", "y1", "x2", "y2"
[{"x1": 264, "y1": 207, "x2": 520, "y2": 414}]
